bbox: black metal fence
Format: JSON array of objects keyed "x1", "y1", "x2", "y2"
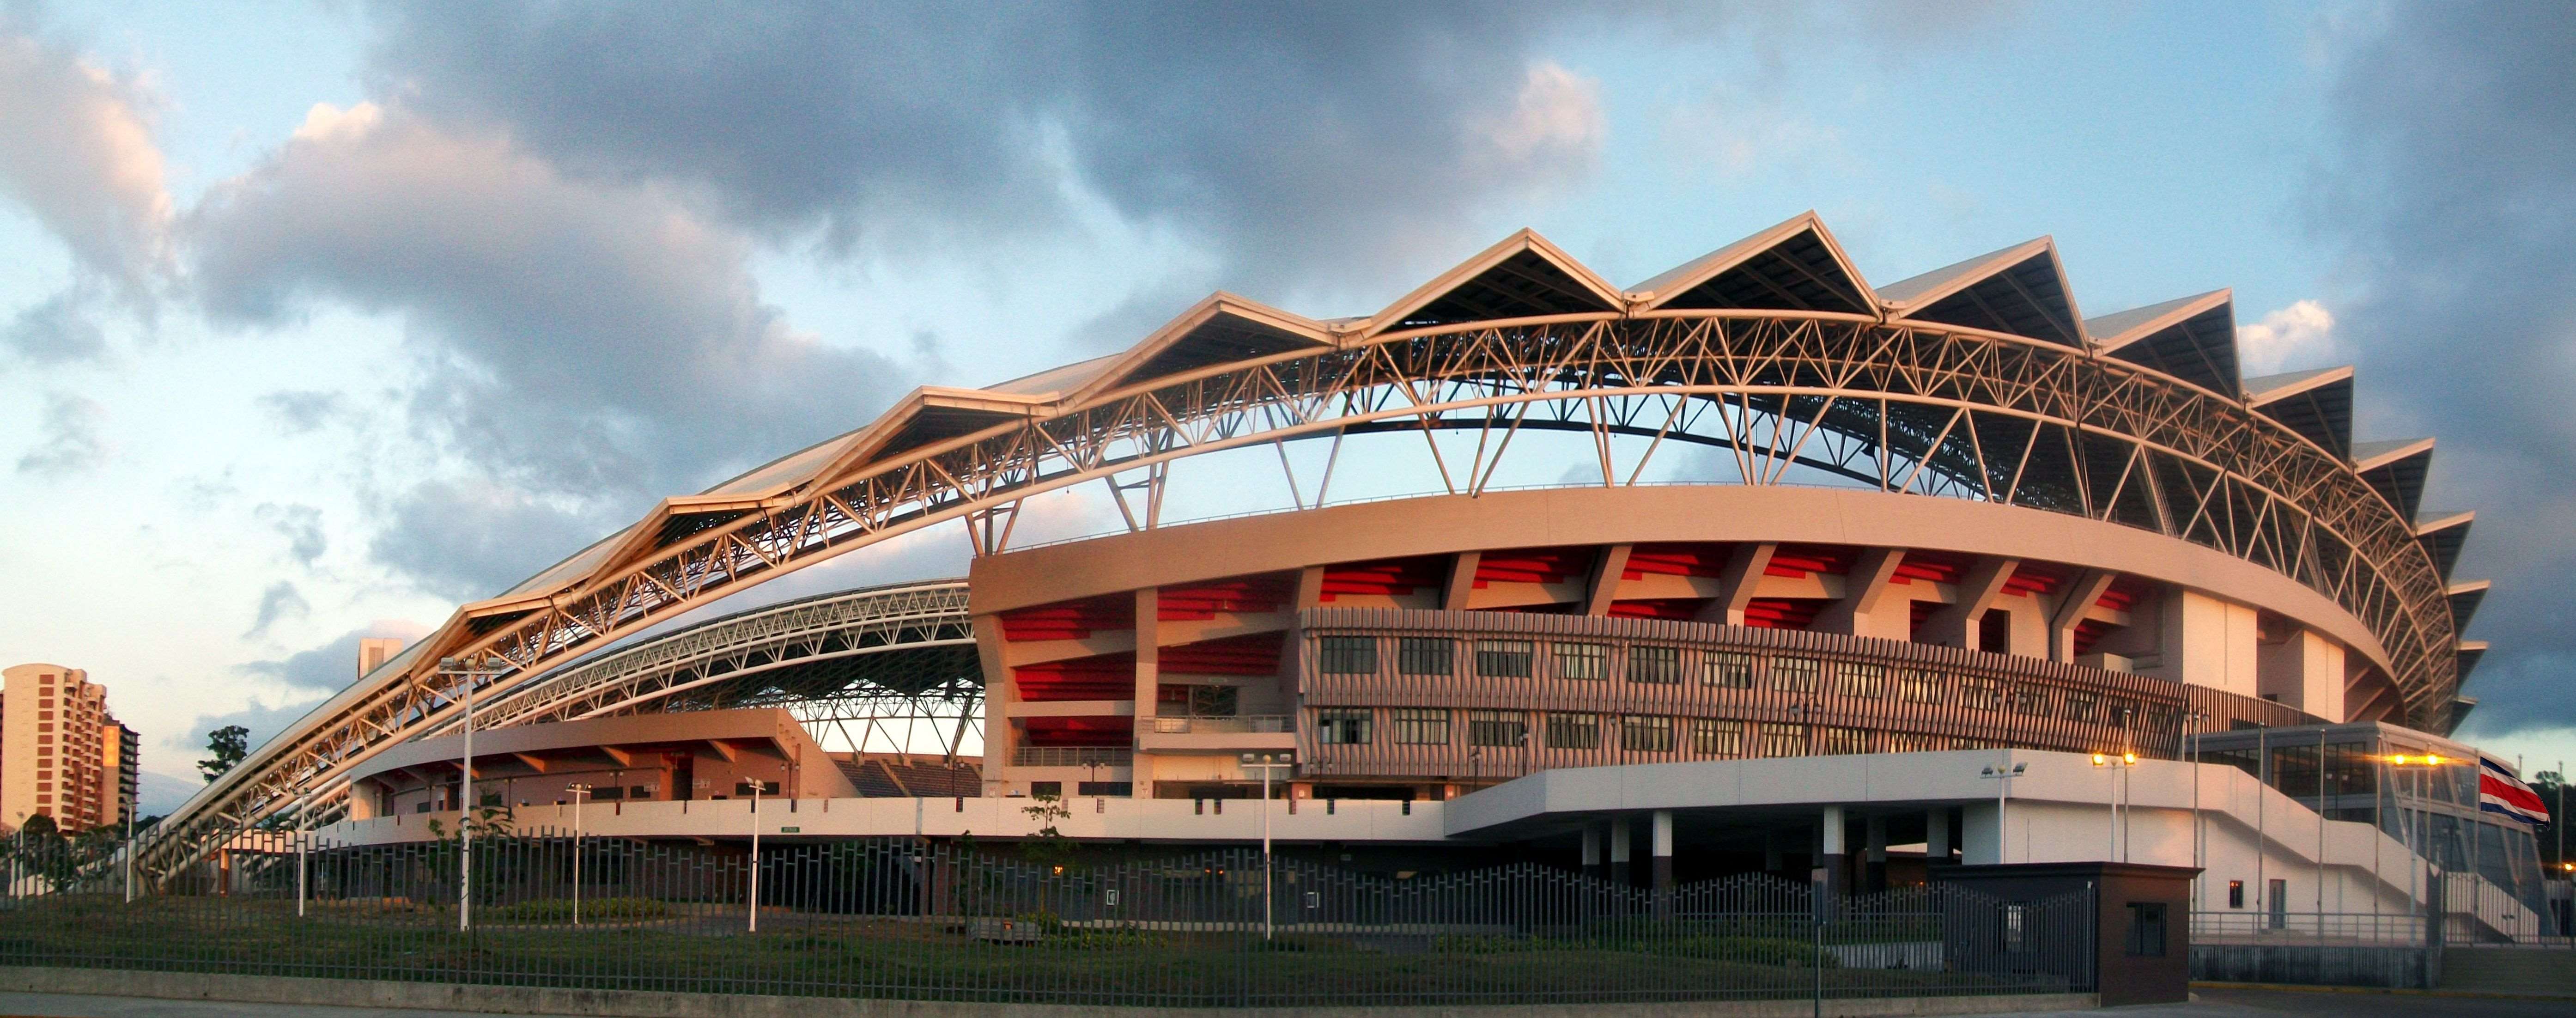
[{"x1": 0, "y1": 829, "x2": 2094, "y2": 1007}]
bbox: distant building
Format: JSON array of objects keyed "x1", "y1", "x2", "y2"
[
  {"x1": 357, "y1": 637, "x2": 404, "y2": 679},
  {"x1": 0, "y1": 664, "x2": 138, "y2": 833}
]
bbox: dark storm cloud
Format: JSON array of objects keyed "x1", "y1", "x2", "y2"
[
  {"x1": 2316, "y1": 4, "x2": 2576, "y2": 735},
  {"x1": 360, "y1": 0, "x2": 1614, "y2": 294}
]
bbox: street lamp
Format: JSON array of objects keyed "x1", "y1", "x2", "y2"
[
  {"x1": 2091, "y1": 752, "x2": 2138, "y2": 863},
  {"x1": 747, "y1": 779, "x2": 764, "y2": 933},
  {"x1": 1239, "y1": 751, "x2": 1294, "y2": 940},
  {"x1": 566, "y1": 783, "x2": 592, "y2": 927},
  {"x1": 437, "y1": 655, "x2": 504, "y2": 933},
  {"x1": 1979, "y1": 759, "x2": 2027, "y2": 864}
]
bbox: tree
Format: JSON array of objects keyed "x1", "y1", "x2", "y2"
[{"x1": 198, "y1": 725, "x2": 249, "y2": 783}]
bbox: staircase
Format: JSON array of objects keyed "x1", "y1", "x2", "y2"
[
  {"x1": 832, "y1": 757, "x2": 982, "y2": 798},
  {"x1": 2441, "y1": 947, "x2": 2576, "y2": 996}
]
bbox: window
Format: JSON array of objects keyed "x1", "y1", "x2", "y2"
[
  {"x1": 1900, "y1": 670, "x2": 1944, "y2": 704},
  {"x1": 1838, "y1": 663, "x2": 1887, "y2": 700},
  {"x1": 1692, "y1": 719, "x2": 1744, "y2": 756},
  {"x1": 1317, "y1": 709, "x2": 1372, "y2": 745},
  {"x1": 1076, "y1": 781, "x2": 1132, "y2": 797},
  {"x1": 1468, "y1": 710, "x2": 1528, "y2": 747},
  {"x1": 1820, "y1": 727, "x2": 1872, "y2": 755},
  {"x1": 2227, "y1": 880, "x2": 2245, "y2": 909},
  {"x1": 735, "y1": 780, "x2": 781, "y2": 796},
  {"x1": 1476, "y1": 640, "x2": 1535, "y2": 678},
  {"x1": 1389, "y1": 708, "x2": 1450, "y2": 745},
  {"x1": 1758, "y1": 725, "x2": 1808, "y2": 758},
  {"x1": 1622, "y1": 716, "x2": 1675, "y2": 753},
  {"x1": 2011, "y1": 685, "x2": 2053, "y2": 716},
  {"x1": 1397, "y1": 638, "x2": 1454, "y2": 676},
  {"x1": 1554, "y1": 643, "x2": 1608, "y2": 680},
  {"x1": 1703, "y1": 651, "x2": 1753, "y2": 689},
  {"x1": 1628, "y1": 646, "x2": 1681, "y2": 684},
  {"x1": 1544, "y1": 713, "x2": 1600, "y2": 750},
  {"x1": 2063, "y1": 691, "x2": 2098, "y2": 723},
  {"x1": 1030, "y1": 781, "x2": 1063, "y2": 799},
  {"x1": 1773, "y1": 657, "x2": 1820, "y2": 693},
  {"x1": 2125, "y1": 902, "x2": 2168, "y2": 957},
  {"x1": 628, "y1": 785, "x2": 651, "y2": 799},
  {"x1": 2267, "y1": 879, "x2": 2287, "y2": 929},
  {"x1": 1318, "y1": 636, "x2": 1377, "y2": 674}
]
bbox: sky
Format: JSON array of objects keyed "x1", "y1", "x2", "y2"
[{"x1": 1, "y1": 0, "x2": 2570, "y2": 815}]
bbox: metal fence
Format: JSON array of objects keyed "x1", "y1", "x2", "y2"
[{"x1": 0, "y1": 828, "x2": 2095, "y2": 1007}]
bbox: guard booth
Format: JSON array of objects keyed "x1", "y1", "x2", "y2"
[{"x1": 1934, "y1": 861, "x2": 2198, "y2": 1006}]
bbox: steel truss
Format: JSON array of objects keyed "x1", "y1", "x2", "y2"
[{"x1": 151, "y1": 311, "x2": 2453, "y2": 881}]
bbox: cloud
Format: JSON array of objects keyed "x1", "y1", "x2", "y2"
[
  {"x1": 366, "y1": 478, "x2": 605, "y2": 602},
  {"x1": 357, "y1": 1, "x2": 1616, "y2": 294},
  {"x1": 239, "y1": 621, "x2": 425, "y2": 694},
  {"x1": 255, "y1": 390, "x2": 346, "y2": 435},
  {"x1": 254, "y1": 502, "x2": 327, "y2": 565},
  {"x1": 2310, "y1": 4, "x2": 2576, "y2": 736},
  {"x1": 0, "y1": 13, "x2": 173, "y2": 309},
  {"x1": 4, "y1": 289, "x2": 107, "y2": 362},
  {"x1": 14, "y1": 390, "x2": 108, "y2": 476},
  {"x1": 244, "y1": 580, "x2": 310, "y2": 638},
  {"x1": 2235, "y1": 299, "x2": 2338, "y2": 376},
  {"x1": 188, "y1": 102, "x2": 912, "y2": 594}
]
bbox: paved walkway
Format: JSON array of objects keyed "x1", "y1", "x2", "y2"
[{"x1": 2, "y1": 986, "x2": 2570, "y2": 1018}]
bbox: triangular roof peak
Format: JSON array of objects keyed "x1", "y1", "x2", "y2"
[
  {"x1": 1362, "y1": 229, "x2": 1624, "y2": 335},
  {"x1": 2244, "y1": 366, "x2": 2354, "y2": 404},
  {"x1": 1625, "y1": 211, "x2": 1877, "y2": 315},
  {"x1": 1880, "y1": 237, "x2": 2086, "y2": 347},
  {"x1": 2352, "y1": 437, "x2": 2436, "y2": 520},
  {"x1": 2245, "y1": 366, "x2": 2356, "y2": 460},
  {"x1": 1065, "y1": 292, "x2": 1333, "y2": 403},
  {"x1": 2085, "y1": 289, "x2": 2239, "y2": 396}
]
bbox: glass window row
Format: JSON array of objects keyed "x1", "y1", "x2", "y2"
[
  {"x1": 1317, "y1": 636, "x2": 2161, "y2": 728},
  {"x1": 1312, "y1": 707, "x2": 1985, "y2": 756}
]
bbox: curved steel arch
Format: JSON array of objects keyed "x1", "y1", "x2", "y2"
[
  {"x1": 152, "y1": 310, "x2": 2455, "y2": 879},
  {"x1": 433, "y1": 579, "x2": 972, "y2": 734}
]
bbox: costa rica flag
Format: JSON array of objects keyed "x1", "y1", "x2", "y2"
[{"x1": 2479, "y1": 757, "x2": 2550, "y2": 826}]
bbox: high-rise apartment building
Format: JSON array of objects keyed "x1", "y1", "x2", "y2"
[{"x1": 0, "y1": 664, "x2": 139, "y2": 833}]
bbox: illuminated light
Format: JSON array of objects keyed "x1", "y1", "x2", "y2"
[
  {"x1": 2389, "y1": 755, "x2": 2410, "y2": 765},
  {"x1": 2092, "y1": 754, "x2": 2108, "y2": 766},
  {"x1": 2426, "y1": 754, "x2": 2445, "y2": 766},
  {"x1": 2123, "y1": 753, "x2": 2138, "y2": 765}
]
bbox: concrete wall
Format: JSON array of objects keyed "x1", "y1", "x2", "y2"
[{"x1": 2191, "y1": 944, "x2": 2434, "y2": 988}]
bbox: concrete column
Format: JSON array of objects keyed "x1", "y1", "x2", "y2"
[
  {"x1": 1695, "y1": 543, "x2": 1777, "y2": 626},
  {"x1": 1610, "y1": 816, "x2": 1634, "y2": 887},
  {"x1": 1813, "y1": 547, "x2": 1905, "y2": 635},
  {"x1": 1583, "y1": 544, "x2": 1634, "y2": 616},
  {"x1": 1865, "y1": 815, "x2": 1889, "y2": 893},
  {"x1": 1650, "y1": 810, "x2": 1674, "y2": 891},
  {"x1": 1923, "y1": 557, "x2": 2020, "y2": 648},
  {"x1": 1131, "y1": 588, "x2": 1160, "y2": 797},
  {"x1": 1819, "y1": 805, "x2": 1847, "y2": 901},
  {"x1": 1580, "y1": 824, "x2": 1601, "y2": 881},
  {"x1": 2047, "y1": 569, "x2": 2116, "y2": 662},
  {"x1": 1926, "y1": 808, "x2": 1951, "y2": 864},
  {"x1": 1441, "y1": 552, "x2": 1482, "y2": 611}
]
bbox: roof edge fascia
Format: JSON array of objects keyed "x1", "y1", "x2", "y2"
[
  {"x1": 2352, "y1": 437, "x2": 2436, "y2": 472},
  {"x1": 1622, "y1": 210, "x2": 1882, "y2": 312},
  {"x1": 2245, "y1": 366, "x2": 2356, "y2": 406},
  {"x1": 2087, "y1": 289, "x2": 2232, "y2": 354}
]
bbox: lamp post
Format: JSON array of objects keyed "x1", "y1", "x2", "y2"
[
  {"x1": 1979, "y1": 757, "x2": 2027, "y2": 864},
  {"x1": 747, "y1": 780, "x2": 763, "y2": 933},
  {"x1": 1239, "y1": 752, "x2": 1294, "y2": 940},
  {"x1": 437, "y1": 656, "x2": 501, "y2": 933},
  {"x1": 296, "y1": 792, "x2": 310, "y2": 918},
  {"x1": 2090, "y1": 752, "x2": 2138, "y2": 863},
  {"x1": 566, "y1": 783, "x2": 592, "y2": 927},
  {"x1": 2388, "y1": 752, "x2": 2449, "y2": 921}
]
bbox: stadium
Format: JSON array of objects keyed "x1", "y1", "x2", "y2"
[{"x1": 149, "y1": 211, "x2": 2553, "y2": 932}]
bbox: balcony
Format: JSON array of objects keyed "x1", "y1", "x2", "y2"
[
  {"x1": 1011, "y1": 746, "x2": 1133, "y2": 768},
  {"x1": 1149, "y1": 715, "x2": 1293, "y2": 734},
  {"x1": 1140, "y1": 715, "x2": 1297, "y2": 754}
]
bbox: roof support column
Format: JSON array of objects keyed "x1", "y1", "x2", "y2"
[
  {"x1": 1696, "y1": 543, "x2": 1777, "y2": 627},
  {"x1": 1583, "y1": 544, "x2": 1633, "y2": 616},
  {"x1": 1814, "y1": 548, "x2": 1905, "y2": 635},
  {"x1": 2048, "y1": 570, "x2": 2117, "y2": 662},
  {"x1": 1923, "y1": 557, "x2": 2020, "y2": 649},
  {"x1": 1442, "y1": 552, "x2": 1482, "y2": 611},
  {"x1": 1130, "y1": 587, "x2": 1159, "y2": 794}
]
